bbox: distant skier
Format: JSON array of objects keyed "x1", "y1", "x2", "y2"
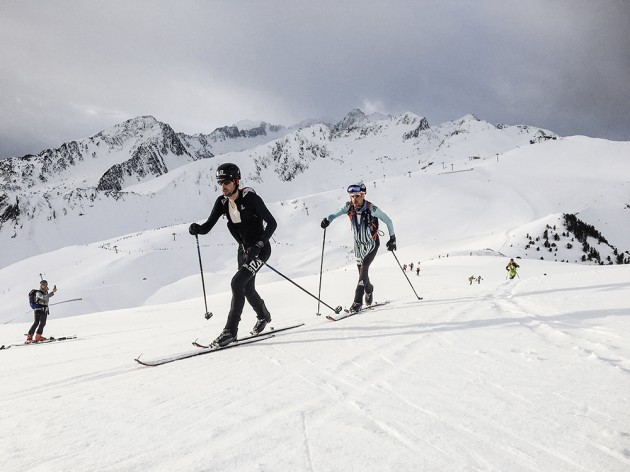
[
  {"x1": 477, "y1": 276, "x2": 483, "y2": 284},
  {"x1": 468, "y1": 275, "x2": 475, "y2": 285},
  {"x1": 320, "y1": 182, "x2": 396, "y2": 313},
  {"x1": 416, "y1": 267, "x2": 420, "y2": 276},
  {"x1": 189, "y1": 163, "x2": 277, "y2": 347},
  {"x1": 26, "y1": 280, "x2": 57, "y2": 343},
  {"x1": 506, "y1": 259, "x2": 520, "y2": 280}
]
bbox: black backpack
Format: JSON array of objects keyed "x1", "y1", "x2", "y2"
[{"x1": 28, "y1": 289, "x2": 43, "y2": 309}]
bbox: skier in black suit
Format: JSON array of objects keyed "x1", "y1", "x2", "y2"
[{"x1": 189, "y1": 163, "x2": 277, "y2": 347}]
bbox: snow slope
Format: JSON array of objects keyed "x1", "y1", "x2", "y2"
[
  {"x1": 1, "y1": 257, "x2": 629, "y2": 471},
  {"x1": 1, "y1": 132, "x2": 628, "y2": 321}
]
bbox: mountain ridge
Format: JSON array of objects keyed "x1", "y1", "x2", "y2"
[{"x1": 2, "y1": 109, "x2": 628, "y2": 277}]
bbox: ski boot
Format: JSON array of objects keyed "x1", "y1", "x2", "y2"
[
  {"x1": 251, "y1": 301, "x2": 272, "y2": 335},
  {"x1": 25, "y1": 334, "x2": 33, "y2": 344},
  {"x1": 34, "y1": 334, "x2": 47, "y2": 343},
  {"x1": 365, "y1": 290, "x2": 373, "y2": 306},
  {"x1": 210, "y1": 329, "x2": 236, "y2": 348},
  {"x1": 349, "y1": 302, "x2": 362, "y2": 313},
  {"x1": 252, "y1": 317, "x2": 270, "y2": 336}
]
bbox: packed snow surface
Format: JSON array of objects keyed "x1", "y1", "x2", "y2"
[{"x1": 1, "y1": 256, "x2": 629, "y2": 471}]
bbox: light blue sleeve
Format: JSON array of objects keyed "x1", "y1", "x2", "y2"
[
  {"x1": 372, "y1": 205, "x2": 395, "y2": 236},
  {"x1": 325, "y1": 202, "x2": 351, "y2": 223}
]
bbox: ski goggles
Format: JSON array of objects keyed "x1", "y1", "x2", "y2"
[
  {"x1": 217, "y1": 178, "x2": 234, "y2": 185},
  {"x1": 347, "y1": 184, "x2": 364, "y2": 194}
]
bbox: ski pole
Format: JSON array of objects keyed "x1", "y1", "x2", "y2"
[
  {"x1": 261, "y1": 260, "x2": 342, "y2": 314},
  {"x1": 316, "y1": 227, "x2": 326, "y2": 316},
  {"x1": 194, "y1": 235, "x2": 213, "y2": 320},
  {"x1": 391, "y1": 251, "x2": 423, "y2": 300},
  {"x1": 50, "y1": 298, "x2": 83, "y2": 306}
]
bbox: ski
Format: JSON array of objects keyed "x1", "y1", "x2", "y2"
[
  {"x1": 192, "y1": 322, "x2": 305, "y2": 349},
  {"x1": 135, "y1": 334, "x2": 275, "y2": 367},
  {"x1": 326, "y1": 301, "x2": 392, "y2": 322},
  {"x1": 1, "y1": 335, "x2": 78, "y2": 350}
]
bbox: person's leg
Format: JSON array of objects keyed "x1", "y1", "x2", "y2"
[
  {"x1": 353, "y1": 240, "x2": 379, "y2": 305},
  {"x1": 27, "y1": 311, "x2": 41, "y2": 337},
  {"x1": 36, "y1": 309, "x2": 48, "y2": 335},
  {"x1": 243, "y1": 244, "x2": 271, "y2": 320},
  {"x1": 225, "y1": 245, "x2": 268, "y2": 336}
]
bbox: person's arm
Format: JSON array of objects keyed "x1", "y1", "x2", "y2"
[
  {"x1": 190, "y1": 197, "x2": 225, "y2": 236},
  {"x1": 325, "y1": 202, "x2": 351, "y2": 224},
  {"x1": 251, "y1": 193, "x2": 277, "y2": 243},
  {"x1": 35, "y1": 290, "x2": 46, "y2": 305},
  {"x1": 36, "y1": 288, "x2": 56, "y2": 305},
  {"x1": 372, "y1": 205, "x2": 395, "y2": 236}
]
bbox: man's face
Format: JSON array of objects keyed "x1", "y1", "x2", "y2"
[
  {"x1": 217, "y1": 179, "x2": 237, "y2": 197},
  {"x1": 349, "y1": 193, "x2": 364, "y2": 208},
  {"x1": 40, "y1": 282, "x2": 48, "y2": 291}
]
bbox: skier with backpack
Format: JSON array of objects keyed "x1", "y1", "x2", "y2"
[
  {"x1": 320, "y1": 183, "x2": 396, "y2": 313},
  {"x1": 27, "y1": 280, "x2": 57, "y2": 343},
  {"x1": 189, "y1": 163, "x2": 278, "y2": 348}
]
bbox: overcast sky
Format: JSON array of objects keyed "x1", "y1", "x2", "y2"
[{"x1": 1, "y1": 0, "x2": 629, "y2": 158}]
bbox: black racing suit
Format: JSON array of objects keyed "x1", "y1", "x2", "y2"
[{"x1": 196, "y1": 187, "x2": 277, "y2": 336}]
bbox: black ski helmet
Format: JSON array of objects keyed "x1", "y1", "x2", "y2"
[{"x1": 216, "y1": 163, "x2": 241, "y2": 182}]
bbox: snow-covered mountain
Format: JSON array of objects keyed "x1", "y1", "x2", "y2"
[
  {"x1": 0, "y1": 109, "x2": 628, "y2": 319},
  {"x1": 1, "y1": 110, "x2": 557, "y2": 262},
  {"x1": 0, "y1": 115, "x2": 297, "y2": 264},
  {"x1": 0, "y1": 115, "x2": 298, "y2": 195},
  {"x1": 0, "y1": 116, "x2": 201, "y2": 193}
]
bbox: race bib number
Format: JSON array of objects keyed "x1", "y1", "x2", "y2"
[{"x1": 243, "y1": 258, "x2": 264, "y2": 275}]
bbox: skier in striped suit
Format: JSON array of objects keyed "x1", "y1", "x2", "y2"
[{"x1": 321, "y1": 183, "x2": 396, "y2": 313}]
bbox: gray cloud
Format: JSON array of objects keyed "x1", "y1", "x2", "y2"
[{"x1": 1, "y1": 0, "x2": 629, "y2": 158}]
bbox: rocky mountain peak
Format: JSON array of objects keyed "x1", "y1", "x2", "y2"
[{"x1": 334, "y1": 108, "x2": 368, "y2": 133}]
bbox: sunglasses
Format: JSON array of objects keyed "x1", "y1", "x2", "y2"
[
  {"x1": 347, "y1": 184, "x2": 364, "y2": 194},
  {"x1": 217, "y1": 179, "x2": 234, "y2": 185}
]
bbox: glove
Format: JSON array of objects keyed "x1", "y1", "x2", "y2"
[
  {"x1": 321, "y1": 218, "x2": 330, "y2": 229},
  {"x1": 247, "y1": 241, "x2": 265, "y2": 259},
  {"x1": 386, "y1": 235, "x2": 397, "y2": 252},
  {"x1": 189, "y1": 223, "x2": 201, "y2": 235}
]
